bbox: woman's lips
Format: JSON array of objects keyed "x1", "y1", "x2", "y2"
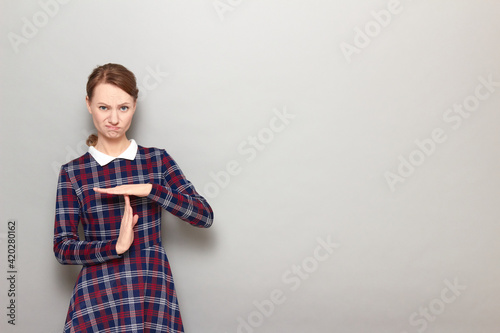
[{"x1": 106, "y1": 126, "x2": 120, "y2": 130}]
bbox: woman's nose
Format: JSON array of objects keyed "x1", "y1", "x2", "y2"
[{"x1": 109, "y1": 109, "x2": 119, "y2": 124}]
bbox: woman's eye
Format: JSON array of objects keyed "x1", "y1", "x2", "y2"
[
  {"x1": 120, "y1": 106, "x2": 129, "y2": 111},
  {"x1": 98, "y1": 106, "x2": 107, "y2": 111}
]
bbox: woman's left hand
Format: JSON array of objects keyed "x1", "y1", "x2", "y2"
[{"x1": 94, "y1": 184, "x2": 153, "y2": 197}]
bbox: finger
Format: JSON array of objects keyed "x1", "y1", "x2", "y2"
[
  {"x1": 132, "y1": 214, "x2": 139, "y2": 226},
  {"x1": 94, "y1": 188, "x2": 120, "y2": 196},
  {"x1": 126, "y1": 196, "x2": 134, "y2": 217},
  {"x1": 94, "y1": 186, "x2": 127, "y2": 195},
  {"x1": 118, "y1": 196, "x2": 130, "y2": 224},
  {"x1": 93, "y1": 187, "x2": 112, "y2": 193},
  {"x1": 125, "y1": 207, "x2": 132, "y2": 224}
]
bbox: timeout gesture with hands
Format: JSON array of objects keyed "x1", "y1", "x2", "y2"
[{"x1": 94, "y1": 184, "x2": 152, "y2": 255}]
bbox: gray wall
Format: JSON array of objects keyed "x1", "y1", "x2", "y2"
[{"x1": 1, "y1": 0, "x2": 500, "y2": 332}]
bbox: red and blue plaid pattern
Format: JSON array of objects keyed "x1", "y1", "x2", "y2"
[{"x1": 54, "y1": 146, "x2": 213, "y2": 332}]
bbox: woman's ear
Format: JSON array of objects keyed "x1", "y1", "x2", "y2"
[{"x1": 86, "y1": 96, "x2": 92, "y2": 114}]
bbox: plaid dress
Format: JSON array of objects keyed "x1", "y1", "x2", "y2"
[{"x1": 53, "y1": 145, "x2": 213, "y2": 333}]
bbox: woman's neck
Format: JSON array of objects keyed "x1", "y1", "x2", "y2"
[{"x1": 95, "y1": 136, "x2": 131, "y2": 157}]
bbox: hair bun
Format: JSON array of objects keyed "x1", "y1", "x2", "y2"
[{"x1": 86, "y1": 134, "x2": 98, "y2": 147}]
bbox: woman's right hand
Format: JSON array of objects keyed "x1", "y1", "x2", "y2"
[{"x1": 115, "y1": 195, "x2": 139, "y2": 255}]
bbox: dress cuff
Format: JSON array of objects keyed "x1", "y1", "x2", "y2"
[{"x1": 108, "y1": 238, "x2": 123, "y2": 258}]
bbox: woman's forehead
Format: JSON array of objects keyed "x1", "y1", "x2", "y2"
[{"x1": 92, "y1": 83, "x2": 135, "y2": 103}]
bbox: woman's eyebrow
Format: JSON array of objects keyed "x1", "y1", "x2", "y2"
[{"x1": 96, "y1": 102, "x2": 131, "y2": 106}]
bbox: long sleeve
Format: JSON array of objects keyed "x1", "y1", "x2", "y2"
[
  {"x1": 147, "y1": 150, "x2": 214, "y2": 228},
  {"x1": 53, "y1": 167, "x2": 122, "y2": 265}
]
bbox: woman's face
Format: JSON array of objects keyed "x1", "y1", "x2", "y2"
[{"x1": 86, "y1": 83, "x2": 136, "y2": 141}]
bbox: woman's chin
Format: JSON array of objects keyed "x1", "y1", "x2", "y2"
[{"x1": 99, "y1": 133, "x2": 125, "y2": 141}]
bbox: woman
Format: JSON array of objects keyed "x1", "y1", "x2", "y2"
[{"x1": 53, "y1": 63, "x2": 213, "y2": 333}]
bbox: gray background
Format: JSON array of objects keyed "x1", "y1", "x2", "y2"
[{"x1": 1, "y1": 0, "x2": 500, "y2": 332}]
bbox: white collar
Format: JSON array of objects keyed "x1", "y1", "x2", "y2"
[{"x1": 88, "y1": 139, "x2": 138, "y2": 166}]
